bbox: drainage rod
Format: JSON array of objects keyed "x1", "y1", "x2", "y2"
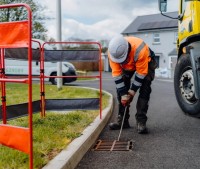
[{"x1": 117, "y1": 106, "x2": 127, "y2": 141}]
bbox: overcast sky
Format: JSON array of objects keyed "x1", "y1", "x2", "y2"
[{"x1": 36, "y1": 0, "x2": 179, "y2": 41}]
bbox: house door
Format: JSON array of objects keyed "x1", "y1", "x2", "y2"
[
  {"x1": 169, "y1": 56, "x2": 177, "y2": 78},
  {"x1": 170, "y1": 56, "x2": 177, "y2": 69},
  {"x1": 154, "y1": 55, "x2": 160, "y2": 68}
]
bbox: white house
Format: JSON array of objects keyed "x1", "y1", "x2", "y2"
[{"x1": 121, "y1": 12, "x2": 178, "y2": 78}]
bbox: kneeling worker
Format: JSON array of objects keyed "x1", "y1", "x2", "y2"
[{"x1": 108, "y1": 34, "x2": 157, "y2": 134}]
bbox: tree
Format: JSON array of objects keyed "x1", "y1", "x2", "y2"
[{"x1": 0, "y1": 0, "x2": 49, "y2": 40}]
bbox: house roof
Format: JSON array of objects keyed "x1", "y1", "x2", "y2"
[{"x1": 122, "y1": 11, "x2": 178, "y2": 34}]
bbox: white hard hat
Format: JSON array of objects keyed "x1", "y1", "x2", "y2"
[{"x1": 108, "y1": 35, "x2": 129, "y2": 63}]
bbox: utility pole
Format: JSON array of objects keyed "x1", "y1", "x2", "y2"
[{"x1": 56, "y1": 0, "x2": 62, "y2": 90}]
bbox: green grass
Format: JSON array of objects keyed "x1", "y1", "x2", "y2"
[
  {"x1": 0, "y1": 83, "x2": 110, "y2": 169},
  {"x1": 4, "y1": 83, "x2": 105, "y2": 105}
]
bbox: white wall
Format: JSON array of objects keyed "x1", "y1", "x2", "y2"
[{"x1": 129, "y1": 29, "x2": 177, "y2": 69}]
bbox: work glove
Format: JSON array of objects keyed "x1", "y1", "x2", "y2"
[
  {"x1": 121, "y1": 94, "x2": 133, "y2": 107},
  {"x1": 128, "y1": 89, "x2": 136, "y2": 98}
]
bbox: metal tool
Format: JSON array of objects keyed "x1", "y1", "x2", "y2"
[{"x1": 117, "y1": 106, "x2": 127, "y2": 141}]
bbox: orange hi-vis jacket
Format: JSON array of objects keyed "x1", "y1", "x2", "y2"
[{"x1": 108, "y1": 36, "x2": 151, "y2": 96}]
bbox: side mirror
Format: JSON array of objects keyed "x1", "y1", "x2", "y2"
[{"x1": 158, "y1": 0, "x2": 167, "y2": 12}]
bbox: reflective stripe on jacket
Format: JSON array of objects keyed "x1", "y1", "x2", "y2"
[{"x1": 108, "y1": 36, "x2": 151, "y2": 95}]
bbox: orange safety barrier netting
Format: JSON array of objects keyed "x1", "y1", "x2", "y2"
[
  {"x1": 0, "y1": 21, "x2": 29, "y2": 48},
  {"x1": 0, "y1": 124, "x2": 30, "y2": 154}
]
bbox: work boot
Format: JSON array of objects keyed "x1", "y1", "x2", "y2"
[
  {"x1": 109, "y1": 104, "x2": 130, "y2": 130},
  {"x1": 137, "y1": 122, "x2": 148, "y2": 134},
  {"x1": 109, "y1": 115, "x2": 130, "y2": 130}
]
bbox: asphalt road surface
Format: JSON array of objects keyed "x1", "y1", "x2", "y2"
[{"x1": 71, "y1": 72, "x2": 200, "y2": 169}]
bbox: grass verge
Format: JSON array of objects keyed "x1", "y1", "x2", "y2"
[{"x1": 0, "y1": 83, "x2": 110, "y2": 169}]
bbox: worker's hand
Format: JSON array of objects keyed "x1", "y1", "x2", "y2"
[
  {"x1": 128, "y1": 89, "x2": 136, "y2": 98},
  {"x1": 121, "y1": 94, "x2": 133, "y2": 107},
  {"x1": 126, "y1": 90, "x2": 136, "y2": 103}
]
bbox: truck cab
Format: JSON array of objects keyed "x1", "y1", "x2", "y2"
[
  {"x1": 178, "y1": 0, "x2": 200, "y2": 57},
  {"x1": 159, "y1": 0, "x2": 200, "y2": 117}
]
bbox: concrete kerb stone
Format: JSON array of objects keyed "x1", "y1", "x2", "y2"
[{"x1": 42, "y1": 90, "x2": 113, "y2": 169}]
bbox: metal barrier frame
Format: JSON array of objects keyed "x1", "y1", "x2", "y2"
[
  {"x1": 0, "y1": 3, "x2": 33, "y2": 169},
  {"x1": 40, "y1": 41, "x2": 103, "y2": 119},
  {"x1": 0, "y1": 4, "x2": 102, "y2": 168}
]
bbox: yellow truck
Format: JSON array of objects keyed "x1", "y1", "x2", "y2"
[{"x1": 159, "y1": 0, "x2": 200, "y2": 117}]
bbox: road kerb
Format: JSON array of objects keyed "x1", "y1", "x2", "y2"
[{"x1": 42, "y1": 91, "x2": 113, "y2": 169}]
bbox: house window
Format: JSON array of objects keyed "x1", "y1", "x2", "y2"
[
  {"x1": 174, "y1": 32, "x2": 178, "y2": 43},
  {"x1": 153, "y1": 33, "x2": 160, "y2": 44}
]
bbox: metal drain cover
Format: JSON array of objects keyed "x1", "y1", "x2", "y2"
[{"x1": 92, "y1": 140, "x2": 133, "y2": 151}]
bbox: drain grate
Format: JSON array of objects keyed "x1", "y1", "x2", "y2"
[{"x1": 92, "y1": 140, "x2": 133, "y2": 151}]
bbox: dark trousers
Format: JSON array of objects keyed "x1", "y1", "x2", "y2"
[{"x1": 116, "y1": 58, "x2": 157, "y2": 124}]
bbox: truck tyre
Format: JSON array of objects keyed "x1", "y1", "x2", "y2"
[{"x1": 174, "y1": 53, "x2": 200, "y2": 117}]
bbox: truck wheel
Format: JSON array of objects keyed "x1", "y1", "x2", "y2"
[
  {"x1": 50, "y1": 72, "x2": 57, "y2": 85},
  {"x1": 174, "y1": 53, "x2": 200, "y2": 117}
]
